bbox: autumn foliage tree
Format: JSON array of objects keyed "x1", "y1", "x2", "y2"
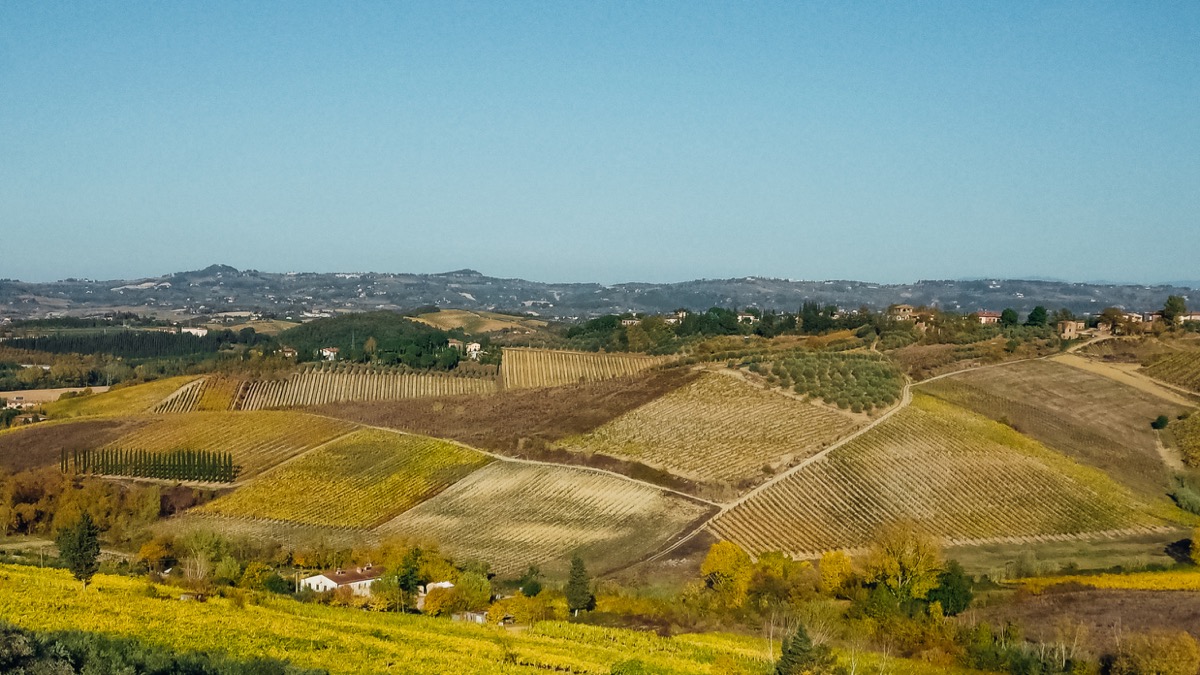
[
  {"x1": 863, "y1": 522, "x2": 943, "y2": 602},
  {"x1": 701, "y1": 541, "x2": 753, "y2": 607},
  {"x1": 818, "y1": 550, "x2": 853, "y2": 597}
]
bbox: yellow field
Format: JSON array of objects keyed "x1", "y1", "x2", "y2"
[
  {"x1": 240, "y1": 365, "x2": 497, "y2": 410},
  {"x1": 44, "y1": 376, "x2": 198, "y2": 419},
  {"x1": 103, "y1": 411, "x2": 357, "y2": 478},
  {"x1": 711, "y1": 394, "x2": 1163, "y2": 557},
  {"x1": 379, "y1": 462, "x2": 712, "y2": 574},
  {"x1": 0, "y1": 564, "x2": 774, "y2": 675},
  {"x1": 561, "y1": 372, "x2": 858, "y2": 485},
  {"x1": 152, "y1": 378, "x2": 206, "y2": 413},
  {"x1": 1017, "y1": 569, "x2": 1200, "y2": 593},
  {"x1": 1144, "y1": 351, "x2": 1200, "y2": 393},
  {"x1": 201, "y1": 429, "x2": 491, "y2": 527},
  {"x1": 413, "y1": 309, "x2": 547, "y2": 334},
  {"x1": 1176, "y1": 413, "x2": 1200, "y2": 466},
  {"x1": 500, "y1": 348, "x2": 673, "y2": 389}
]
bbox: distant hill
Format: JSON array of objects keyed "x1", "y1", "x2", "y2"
[{"x1": 0, "y1": 265, "x2": 1194, "y2": 322}]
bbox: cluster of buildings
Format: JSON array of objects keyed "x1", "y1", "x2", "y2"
[{"x1": 298, "y1": 565, "x2": 485, "y2": 622}]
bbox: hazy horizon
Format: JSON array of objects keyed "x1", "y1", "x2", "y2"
[
  {"x1": 3, "y1": 2, "x2": 1197, "y2": 285},
  {"x1": 5, "y1": 261, "x2": 1198, "y2": 291}
]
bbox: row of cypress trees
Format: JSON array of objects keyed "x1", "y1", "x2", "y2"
[{"x1": 60, "y1": 448, "x2": 240, "y2": 483}]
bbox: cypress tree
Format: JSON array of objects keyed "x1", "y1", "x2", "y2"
[
  {"x1": 56, "y1": 513, "x2": 101, "y2": 589},
  {"x1": 565, "y1": 554, "x2": 595, "y2": 616}
]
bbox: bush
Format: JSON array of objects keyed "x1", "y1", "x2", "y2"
[
  {"x1": 1152, "y1": 415, "x2": 1170, "y2": 430},
  {"x1": 1111, "y1": 631, "x2": 1200, "y2": 675}
]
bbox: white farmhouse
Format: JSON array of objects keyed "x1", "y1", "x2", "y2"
[
  {"x1": 181, "y1": 326, "x2": 209, "y2": 337},
  {"x1": 319, "y1": 346, "x2": 340, "y2": 361},
  {"x1": 300, "y1": 565, "x2": 383, "y2": 596},
  {"x1": 464, "y1": 342, "x2": 482, "y2": 360}
]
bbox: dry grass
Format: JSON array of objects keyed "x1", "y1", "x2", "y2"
[
  {"x1": 710, "y1": 394, "x2": 1161, "y2": 557},
  {"x1": 378, "y1": 462, "x2": 713, "y2": 575},
  {"x1": 560, "y1": 372, "x2": 858, "y2": 487},
  {"x1": 972, "y1": 588, "x2": 1200, "y2": 656},
  {"x1": 0, "y1": 418, "x2": 149, "y2": 472},
  {"x1": 920, "y1": 359, "x2": 1190, "y2": 495}
]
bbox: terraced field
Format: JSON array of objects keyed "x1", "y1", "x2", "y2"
[
  {"x1": 240, "y1": 364, "x2": 497, "y2": 410},
  {"x1": 153, "y1": 378, "x2": 206, "y2": 413},
  {"x1": 919, "y1": 359, "x2": 1188, "y2": 496},
  {"x1": 201, "y1": 429, "x2": 489, "y2": 528},
  {"x1": 103, "y1": 411, "x2": 357, "y2": 478},
  {"x1": 710, "y1": 394, "x2": 1161, "y2": 557},
  {"x1": 379, "y1": 462, "x2": 712, "y2": 574},
  {"x1": 44, "y1": 376, "x2": 198, "y2": 419},
  {"x1": 500, "y1": 348, "x2": 672, "y2": 390},
  {"x1": 1144, "y1": 351, "x2": 1200, "y2": 393},
  {"x1": 560, "y1": 372, "x2": 858, "y2": 485}
]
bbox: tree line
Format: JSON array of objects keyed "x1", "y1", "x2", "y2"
[{"x1": 61, "y1": 448, "x2": 241, "y2": 483}]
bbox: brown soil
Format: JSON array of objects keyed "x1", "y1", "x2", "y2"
[
  {"x1": 0, "y1": 418, "x2": 148, "y2": 473},
  {"x1": 971, "y1": 588, "x2": 1200, "y2": 654},
  {"x1": 310, "y1": 369, "x2": 705, "y2": 494}
]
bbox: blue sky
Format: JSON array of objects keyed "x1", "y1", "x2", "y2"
[{"x1": 1, "y1": 2, "x2": 1197, "y2": 284}]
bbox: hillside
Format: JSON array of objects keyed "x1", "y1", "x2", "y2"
[
  {"x1": 4, "y1": 265, "x2": 1195, "y2": 322},
  {"x1": 710, "y1": 394, "x2": 1165, "y2": 557},
  {"x1": 44, "y1": 376, "x2": 200, "y2": 418},
  {"x1": 240, "y1": 363, "x2": 497, "y2": 410},
  {"x1": 100, "y1": 410, "x2": 358, "y2": 478},
  {"x1": 560, "y1": 371, "x2": 859, "y2": 489},
  {"x1": 379, "y1": 462, "x2": 713, "y2": 575},
  {"x1": 919, "y1": 359, "x2": 1189, "y2": 495},
  {"x1": 0, "y1": 564, "x2": 772, "y2": 675},
  {"x1": 277, "y1": 311, "x2": 455, "y2": 367},
  {"x1": 500, "y1": 348, "x2": 673, "y2": 389},
  {"x1": 200, "y1": 429, "x2": 490, "y2": 527}
]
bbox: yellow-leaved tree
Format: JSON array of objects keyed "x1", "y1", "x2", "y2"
[
  {"x1": 818, "y1": 550, "x2": 853, "y2": 597},
  {"x1": 701, "y1": 541, "x2": 753, "y2": 607},
  {"x1": 863, "y1": 522, "x2": 943, "y2": 601}
]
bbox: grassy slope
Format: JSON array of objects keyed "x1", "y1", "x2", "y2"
[
  {"x1": 200, "y1": 429, "x2": 490, "y2": 527},
  {"x1": 712, "y1": 394, "x2": 1168, "y2": 556},
  {"x1": 43, "y1": 376, "x2": 197, "y2": 419},
  {"x1": 919, "y1": 359, "x2": 1188, "y2": 498},
  {"x1": 560, "y1": 372, "x2": 857, "y2": 485},
  {"x1": 0, "y1": 564, "x2": 975, "y2": 675}
]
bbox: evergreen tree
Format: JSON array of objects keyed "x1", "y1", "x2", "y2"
[
  {"x1": 1164, "y1": 295, "x2": 1188, "y2": 324},
  {"x1": 775, "y1": 624, "x2": 836, "y2": 675},
  {"x1": 927, "y1": 560, "x2": 974, "y2": 615},
  {"x1": 1000, "y1": 308, "x2": 1019, "y2": 327},
  {"x1": 1025, "y1": 306, "x2": 1048, "y2": 327},
  {"x1": 565, "y1": 554, "x2": 595, "y2": 616},
  {"x1": 56, "y1": 513, "x2": 101, "y2": 589}
]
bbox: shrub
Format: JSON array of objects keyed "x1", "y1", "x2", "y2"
[
  {"x1": 1111, "y1": 631, "x2": 1200, "y2": 675},
  {"x1": 1152, "y1": 415, "x2": 1170, "y2": 430}
]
